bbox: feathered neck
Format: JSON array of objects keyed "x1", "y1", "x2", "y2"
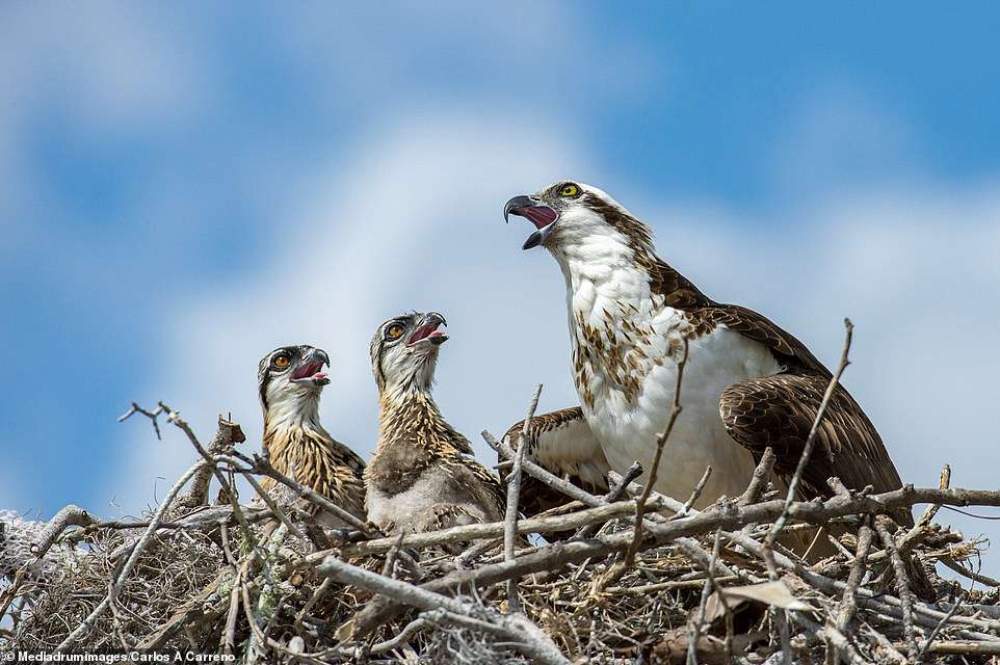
[
  {"x1": 263, "y1": 391, "x2": 323, "y2": 444},
  {"x1": 551, "y1": 236, "x2": 656, "y2": 330},
  {"x1": 547, "y1": 200, "x2": 711, "y2": 325},
  {"x1": 544, "y1": 199, "x2": 663, "y2": 327},
  {"x1": 377, "y1": 388, "x2": 443, "y2": 440}
]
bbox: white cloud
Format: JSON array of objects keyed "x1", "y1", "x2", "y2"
[
  {"x1": 267, "y1": 2, "x2": 657, "y2": 112},
  {"x1": 0, "y1": 3, "x2": 206, "y2": 129},
  {"x1": 767, "y1": 82, "x2": 925, "y2": 198},
  {"x1": 0, "y1": 3, "x2": 209, "y2": 255}
]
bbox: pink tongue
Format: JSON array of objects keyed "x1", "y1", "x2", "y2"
[
  {"x1": 410, "y1": 323, "x2": 438, "y2": 343},
  {"x1": 524, "y1": 206, "x2": 557, "y2": 229},
  {"x1": 314, "y1": 372, "x2": 328, "y2": 380}
]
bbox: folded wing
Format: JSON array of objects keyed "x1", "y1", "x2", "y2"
[
  {"x1": 502, "y1": 406, "x2": 611, "y2": 515},
  {"x1": 719, "y1": 372, "x2": 911, "y2": 526}
]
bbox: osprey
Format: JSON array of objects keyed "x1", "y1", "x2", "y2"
[
  {"x1": 503, "y1": 181, "x2": 910, "y2": 523},
  {"x1": 365, "y1": 312, "x2": 504, "y2": 537},
  {"x1": 257, "y1": 345, "x2": 366, "y2": 526}
]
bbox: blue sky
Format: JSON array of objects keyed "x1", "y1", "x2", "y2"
[{"x1": 2, "y1": 3, "x2": 999, "y2": 568}]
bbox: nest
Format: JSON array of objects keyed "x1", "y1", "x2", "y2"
[{"x1": 3, "y1": 406, "x2": 1000, "y2": 664}]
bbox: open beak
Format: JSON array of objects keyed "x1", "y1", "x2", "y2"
[
  {"x1": 407, "y1": 312, "x2": 449, "y2": 347},
  {"x1": 504, "y1": 195, "x2": 559, "y2": 250},
  {"x1": 290, "y1": 349, "x2": 331, "y2": 386}
]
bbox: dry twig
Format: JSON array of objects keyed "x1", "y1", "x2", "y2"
[
  {"x1": 505, "y1": 384, "x2": 543, "y2": 613},
  {"x1": 626, "y1": 337, "x2": 688, "y2": 567},
  {"x1": 319, "y1": 555, "x2": 570, "y2": 665}
]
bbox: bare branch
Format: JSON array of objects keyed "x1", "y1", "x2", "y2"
[
  {"x1": 739, "y1": 447, "x2": 776, "y2": 506},
  {"x1": 675, "y1": 465, "x2": 712, "y2": 520},
  {"x1": 118, "y1": 401, "x2": 165, "y2": 440},
  {"x1": 876, "y1": 517, "x2": 919, "y2": 660},
  {"x1": 181, "y1": 416, "x2": 246, "y2": 509},
  {"x1": 30, "y1": 505, "x2": 95, "y2": 558},
  {"x1": 765, "y1": 318, "x2": 854, "y2": 553},
  {"x1": 504, "y1": 383, "x2": 542, "y2": 613},
  {"x1": 626, "y1": 337, "x2": 688, "y2": 567},
  {"x1": 319, "y1": 555, "x2": 571, "y2": 665},
  {"x1": 229, "y1": 450, "x2": 372, "y2": 535},
  {"x1": 337, "y1": 500, "x2": 643, "y2": 557}
]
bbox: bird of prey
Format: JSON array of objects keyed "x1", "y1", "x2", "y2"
[
  {"x1": 257, "y1": 345, "x2": 366, "y2": 527},
  {"x1": 503, "y1": 181, "x2": 910, "y2": 524},
  {"x1": 365, "y1": 312, "x2": 504, "y2": 536}
]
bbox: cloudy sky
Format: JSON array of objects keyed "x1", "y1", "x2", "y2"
[{"x1": 2, "y1": 3, "x2": 999, "y2": 569}]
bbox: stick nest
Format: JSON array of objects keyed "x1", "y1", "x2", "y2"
[{"x1": 3, "y1": 416, "x2": 1000, "y2": 664}]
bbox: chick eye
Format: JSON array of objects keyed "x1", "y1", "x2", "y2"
[
  {"x1": 558, "y1": 183, "x2": 580, "y2": 198},
  {"x1": 385, "y1": 323, "x2": 405, "y2": 340},
  {"x1": 272, "y1": 354, "x2": 290, "y2": 370}
]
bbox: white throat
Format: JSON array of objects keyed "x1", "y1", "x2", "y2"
[
  {"x1": 381, "y1": 368, "x2": 435, "y2": 402},
  {"x1": 548, "y1": 224, "x2": 659, "y2": 335},
  {"x1": 264, "y1": 390, "x2": 321, "y2": 434}
]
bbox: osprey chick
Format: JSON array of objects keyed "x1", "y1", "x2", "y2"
[
  {"x1": 504, "y1": 182, "x2": 910, "y2": 525},
  {"x1": 365, "y1": 312, "x2": 504, "y2": 536},
  {"x1": 257, "y1": 345, "x2": 366, "y2": 526}
]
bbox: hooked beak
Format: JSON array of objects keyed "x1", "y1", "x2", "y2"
[
  {"x1": 504, "y1": 195, "x2": 559, "y2": 250},
  {"x1": 407, "y1": 312, "x2": 449, "y2": 347},
  {"x1": 290, "y1": 349, "x2": 331, "y2": 386}
]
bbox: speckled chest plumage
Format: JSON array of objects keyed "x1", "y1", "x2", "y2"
[
  {"x1": 261, "y1": 423, "x2": 367, "y2": 527},
  {"x1": 557, "y1": 242, "x2": 782, "y2": 505},
  {"x1": 365, "y1": 393, "x2": 504, "y2": 533}
]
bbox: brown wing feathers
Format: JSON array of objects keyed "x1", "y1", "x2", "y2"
[
  {"x1": 695, "y1": 305, "x2": 828, "y2": 375},
  {"x1": 720, "y1": 372, "x2": 911, "y2": 526},
  {"x1": 651, "y1": 260, "x2": 907, "y2": 523},
  {"x1": 502, "y1": 407, "x2": 610, "y2": 516}
]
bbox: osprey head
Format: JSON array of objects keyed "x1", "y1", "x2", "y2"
[
  {"x1": 370, "y1": 311, "x2": 448, "y2": 394},
  {"x1": 257, "y1": 344, "x2": 331, "y2": 413},
  {"x1": 504, "y1": 181, "x2": 652, "y2": 253}
]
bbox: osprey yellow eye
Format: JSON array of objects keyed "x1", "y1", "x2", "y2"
[
  {"x1": 273, "y1": 355, "x2": 290, "y2": 369},
  {"x1": 559, "y1": 183, "x2": 580, "y2": 198},
  {"x1": 386, "y1": 324, "x2": 405, "y2": 340}
]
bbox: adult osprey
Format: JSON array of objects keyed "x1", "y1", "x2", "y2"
[{"x1": 503, "y1": 182, "x2": 909, "y2": 522}]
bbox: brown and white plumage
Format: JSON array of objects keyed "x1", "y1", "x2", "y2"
[
  {"x1": 257, "y1": 345, "x2": 366, "y2": 526},
  {"x1": 502, "y1": 407, "x2": 610, "y2": 515},
  {"x1": 504, "y1": 182, "x2": 910, "y2": 525},
  {"x1": 365, "y1": 312, "x2": 504, "y2": 536}
]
